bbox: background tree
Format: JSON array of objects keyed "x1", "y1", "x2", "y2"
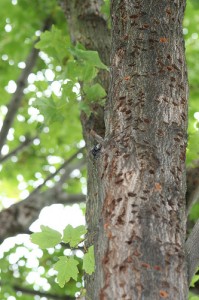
[{"x1": 0, "y1": 0, "x2": 199, "y2": 299}]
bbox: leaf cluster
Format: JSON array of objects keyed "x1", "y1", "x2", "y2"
[{"x1": 31, "y1": 225, "x2": 95, "y2": 288}]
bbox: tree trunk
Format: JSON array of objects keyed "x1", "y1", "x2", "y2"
[
  {"x1": 89, "y1": 1, "x2": 189, "y2": 299},
  {"x1": 61, "y1": 0, "x2": 189, "y2": 299}
]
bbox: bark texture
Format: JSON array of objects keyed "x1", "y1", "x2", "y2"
[
  {"x1": 94, "y1": 1, "x2": 188, "y2": 299},
  {"x1": 61, "y1": 0, "x2": 190, "y2": 298},
  {"x1": 60, "y1": 1, "x2": 110, "y2": 298}
]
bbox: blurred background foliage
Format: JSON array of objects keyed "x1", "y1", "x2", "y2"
[{"x1": 0, "y1": 0, "x2": 199, "y2": 299}]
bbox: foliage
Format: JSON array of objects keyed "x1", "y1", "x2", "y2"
[
  {"x1": 31, "y1": 225, "x2": 94, "y2": 288},
  {"x1": 0, "y1": 0, "x2": 199, "y2": 299},
  {"x1": 33, "y1": 28, "x2": 108, "y2": 120},
  {"x1": 190, "y1": 272, "x2": 199, "y2": 288}
]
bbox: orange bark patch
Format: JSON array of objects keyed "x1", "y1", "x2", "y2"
[
  {"x1": 141, "y1": 262, "x2": 150, "y2": 269},
  {"x1": 133, "y1": 249, "x2": 141, "y2": 257},
  {"x1": 159, "y1": 37, "x2": 168, "y2": 43},
  {"x1": 159, "y1": 290, "x2": 169, "y2": 298},
  {"x1": 166, "y1": 65, "x2": 173, "y2": 71},
  {"x1": 154, "y1": 265, "x2": 162, "y2": 271},
  {"x1": 143, "y1": 23, "x2": 150, "y2": 29},
  {"x1": 104, "y1": 223, "x2": 109, "y2": 229},
  {"x1": 166, "y1": 8, "x2": 171, "y2": 15},
  {"x1": 155, "y1": 183, "x2": 162, "y2": 192}
]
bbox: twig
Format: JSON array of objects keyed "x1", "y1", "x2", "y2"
[
  {"x1": 30, "y1": 148, "x2": 85, "y2": 195},
  {"x1": 186, "y1": 166, "x2": 199, "y2": 214},
  {"x1": 0, "y1": 17, "x2": 53, "y2": 156},
  {"x1": 0, "y1": 135, "x2": 38, "y2": 163},
  {"x1": 0, "y1": 192, "x2": 86, "y2": 242},
  {"x1": 0, "y1": 281, "x2": 75, "y2": 300},
  {"x1": 0, "y1": 149, "x2": 86, "y2": 242},
  {"x1": 186, "y1": 219, "x2": 199, "y2": 284}
]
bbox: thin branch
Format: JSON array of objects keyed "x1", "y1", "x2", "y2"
[
  {"x1": 0, "y1": 282, "x2": 75, "y2": 300},
  {"x1": 0, "y1": 192, "x2": 86, "y2": 243},
  {"x1": 30, "y1": 147, "x2": 85, "y2": 195},
  {"x1": 186, "y1": 166, "x2": 199, "y2": 214},
  {"x1": 0, "y1": 135, "x2": 38, "y2": 163},
  {"x1": 186, "y1": 219, "x2": 199, "y2": 284},
  {"x1": 0, "y1": 150, "x2": 86, "y2": 242},
  {"x1": 0, "y1": 17, "x2": 53, "y2": 156}
]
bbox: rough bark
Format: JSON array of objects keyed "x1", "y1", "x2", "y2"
[
  {"x1": 61, "y1": 0, "x2": 192, "y2": 298},
  {"x1": 60, "y1": 1, "x2": 111, "y2": 298},
  {"x1": 91, "y1": 1, "x2": 188, "y2": 299}
]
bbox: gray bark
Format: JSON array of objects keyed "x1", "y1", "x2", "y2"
[
  {"x1": 60, "y1": 0, "x2": 199, "y2": 298},
  {"x1": 60, "y1": 2, "x2": 110, "y2": 297},
  {"x1": 69, "y1": 0, "x2": 189, "y2": 299},
  {"x1": 96, "y1": 0, "x2": 188, "y2": 298}
]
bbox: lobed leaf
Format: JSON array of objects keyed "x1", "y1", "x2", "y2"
[
  {"x1": 83, "y1": 245, "x2": 95, "y2": 275},
  {"x1": 54, "y1": 256, "x2": 79, "y2": 288},
  {"x1": 31, "y1": 225, "x2": 62, "y2": 249},
  {"x1": 62, "y1": 225, "x2": 87, "y2": 247}
]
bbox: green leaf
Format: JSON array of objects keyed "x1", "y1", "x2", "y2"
[
  {"x1": 83, "y1": 245, "x2": 95, "y2": 275},
  {"x1": 190, "y1": 271, "x2": 199, "y2": 287},
  {"x1": 65, "y1": 60, "x2": 82, "y2": 81},
  {"x1": 189, "y1": 203, "x2": 199, "y2": 221},
  {"x1": 80, "y1": 64, "x2": 98, "y2": 82},
  {"x1": 70, "y1": 46, "x2": 109, "y2": 70},
  {"x1": 35, "y1": 25, "x2": 70, "y2": 64},
  {"x1": 101, "y1": 0, "x2": 111, "y2": 27},
  {"x1": 33, "y1": 97, "x2": 65, "y2": 124},
  {"x1": 84, "y1": 83, "x2": 106, "y2": 102},
  {"x1": 62, "y1": 225, "x2": 87, "y2": 247},
  {"x1": 62, "y1": 81, "x2": 77, "y2": 101},
  {"x1": 31, "y1": 225, "x2": 62, "y2": 249},
  {"x1": 54, "y1": 256, "x2": 79, "y2": 288}
]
